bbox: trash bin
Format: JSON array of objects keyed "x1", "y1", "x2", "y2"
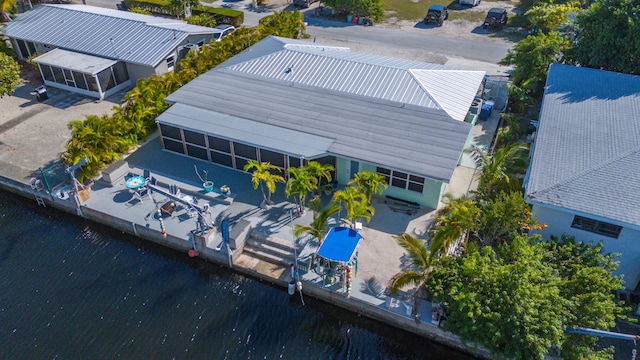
[
  {"x1": 34, "y1": 85, "x2": 48, "y2": 102},
  {"x1": 479, "y1": 100, "x2": 494, "y2": 120}
]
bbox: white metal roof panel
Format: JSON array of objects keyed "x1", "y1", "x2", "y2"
[
  {"x1": 4, "y1": 5, "x2": 217, "y2": 67},
  {"x1": 526, "y1": 64, "x2": 640, "y2": 226},
  {"x1": 221, "y1": 36, "x2": 484, "y2": 121},
  {"x1": 33, "y1": 48, "x2": 116, "y2": 74}
]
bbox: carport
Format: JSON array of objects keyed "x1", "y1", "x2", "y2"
[{"x1": 33, "y1": 48, "x2": 132, "y2": 100}]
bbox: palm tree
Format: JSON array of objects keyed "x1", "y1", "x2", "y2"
[
  {"x1": 332, "y1": 185, "x2": 374, "y2": 227},
  {"x1": 428, "y1": 195, "x2": 480, "y2": 259},
  {"x1": 389, "y1": 233, "x2": 435, "y2": 319},
  {"x1": 244, "y1": 160, "x2": 285, "y2": 208},
  {"x1": 293, "y1": 203, "x2": 340, "y2": 245},
  {"x1": 305, "y1": 161, "x2": 334, "y2": 194},
  {"x1": 169, "y1": 0, "x2": 199, "y2": 18},
  {"x1": 285, "y1": 166, "x2": 317, "y2": 215},
  {"x1": 347, "y1": 171, "x2": 387, "y2": 202},
  {"x1": 467, "y1": 143, "x2": 528, "y2": 201}
]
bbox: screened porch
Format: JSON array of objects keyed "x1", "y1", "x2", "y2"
[{"x1": 33, "y1": 48, "x2": 131, "y2": 100}]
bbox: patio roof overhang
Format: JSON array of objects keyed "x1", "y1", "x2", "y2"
[
  {"x1": 156, "y1": 103, "x2": 335, "y2": 158},
  {"x1": 33, "y1": 48, "x2": 118, "y2": 75}
]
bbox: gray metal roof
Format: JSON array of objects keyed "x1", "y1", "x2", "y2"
[
  {"x1": 526, "y1": 64, "x2": 640, "y2": 227},
  {"x1": 220, "y1": 36, "x2": 485, "y2": 121},
  {"x1": 4, "y1": 4, "x2": 217, "y2": 67},
  {"x1": 162, "y1": 37, "x2": 479, "y2": 182},
  {"x1": 33, "y1": 48, "x2": 116, "y2": 75},
  {"x1": 157, "y1": 103, "x2": 336, "y2": 158}
]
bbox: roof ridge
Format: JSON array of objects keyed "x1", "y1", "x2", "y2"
[
  {"x1": 408, "y1": 69, "x2": 443, "y2": 110},
  {"x1": 528, "y1": 145, "x2": 640, "y2": 198},
  {"x1": 45, "y1": 4, "x2": 144, "y2": 26},
  {"x1": 45, "y1": 4, "x2": 189, "y2": 32}
]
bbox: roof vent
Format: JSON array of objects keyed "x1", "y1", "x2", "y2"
[{"x1": 285, "y1": 67, "x2": 292, "y2": 74}]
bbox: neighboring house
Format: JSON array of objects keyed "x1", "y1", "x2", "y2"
[
  {"x1": 155, "y1": 36, "x2": 486, "y2": 210},
  {"x1": 525, "y1": 64, "x2": 640, "y2": 291},
  {"x1": 4, "y1": 4, "x2": 218, "y2": 99}
]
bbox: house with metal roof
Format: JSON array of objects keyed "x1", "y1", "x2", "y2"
[
  {"x1": 4, "y1": 4, "x2": 219, "y2": 99},
  {"x1": 155, "y1": 36, "x2": 485, "y2": 210},
  {"x1": 525, "y1": 64, "x2": 640, "y2": 291}
]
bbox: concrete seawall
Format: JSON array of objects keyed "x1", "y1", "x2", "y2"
[{"x1": 0, "y1": 175, "x2": 495, "y2": 359}]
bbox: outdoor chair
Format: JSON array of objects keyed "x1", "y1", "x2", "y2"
[{"x1": 133, "y1": 187, "x2": 149, "y2": 204}]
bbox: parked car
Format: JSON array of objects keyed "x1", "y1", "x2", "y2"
[
  {"x1": 213, "y1": 24, "x2": 236, "y2": 42},
  {"x1": 424, "y1": 4, "x2": 448, "y2": 26},
  {"x1": 483, "y1": 8, "x2": 508, "y2": 29},
  {"x1": 459, "y1": 0, "x2": 480, "y2": 6},
  {"x1": 293, "y1": 0, "x2": 318, "y2": 8}
]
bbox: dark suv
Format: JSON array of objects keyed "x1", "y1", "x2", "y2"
[
  {"x1": 483, "y1": 8, "x2": 508, "y2": 29},
  {"x1": 424, "y1": 4, "x2": 448, "y2": 26}
]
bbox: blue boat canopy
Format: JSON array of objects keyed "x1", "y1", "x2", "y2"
[{"x1": 317, "y1": 227, "x2": 361, "y2": 263}]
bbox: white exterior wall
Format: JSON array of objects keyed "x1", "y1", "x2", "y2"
[
  {"x1": 184, "y1": 34, "x2": 215, "y2": 47},
  {"x1": 126, "y1": 62, "x2": 157, "y2": 82},
  {"x1": 532, "y1": 204, "x2": 640, "y2": 290}
]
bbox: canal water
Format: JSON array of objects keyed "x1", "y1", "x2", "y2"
[{"x1": 0, "y1": 191, "x2": 476, "y2": 359}]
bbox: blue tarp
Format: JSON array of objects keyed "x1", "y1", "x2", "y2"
[{"x1": 317, "y1": 227, "x2": 361, "y2": 263}]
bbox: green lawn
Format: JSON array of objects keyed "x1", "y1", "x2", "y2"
[
  {"x1": 381, "y1": 0, "x2": 434, "y2": 20},
  {"x1": 381, "y1": 0, "x2": 503, "y2": 22}
]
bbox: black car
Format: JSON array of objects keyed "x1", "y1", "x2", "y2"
[
  {"x1": 424, "y1": 4, "x2": 448, "y2": 26},
  {"x1": 293, "y1": 0, "x2": 318, "y2": 8},
  {"x1": 483, "y1": 7, "x2": 508, "y2": 29}
]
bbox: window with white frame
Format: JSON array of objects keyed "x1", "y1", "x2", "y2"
[
  {"x1": 376, "y1": 167, "x2": 425, "y2": 193},
  {"x1": 570, "y1": 215, "x2": 622, "y2": 238}
]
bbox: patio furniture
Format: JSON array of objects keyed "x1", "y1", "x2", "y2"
[
  {"x1": 125, "y1": 175, "x2": 146, "y2": 190},
  {"x1": 160, "y1": 200, "x2": 177, "y2": 217},
  {"x1": 126, "y1": 175, "x2": 148, "y2": 203},
  {"x1": 133, "y1": 187, "x2": 150, "y2": 204}
]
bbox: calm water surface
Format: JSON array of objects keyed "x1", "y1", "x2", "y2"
[{"x1": 0, "y1": 191, "x2": 476, "y2": 359}]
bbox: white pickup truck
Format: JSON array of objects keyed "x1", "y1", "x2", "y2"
[{"x1": 459, "y1": 0, "x2": 480, "y2": 6}]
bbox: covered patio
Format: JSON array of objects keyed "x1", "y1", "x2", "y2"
[{"x1": 33, "y1": 48, "x2": 131, "y2": 100}]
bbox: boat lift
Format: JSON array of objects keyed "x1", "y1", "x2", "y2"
[
  {"x1": 145, "y1": 183, "x2": 213, "y2": 232},
  {"x1": 65, "y1": 156, "x2": 88, "y2": 216}
]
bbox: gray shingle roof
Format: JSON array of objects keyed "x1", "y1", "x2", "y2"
[
  {"x1": 161, "y1": 37, "x2": 481, "y2": 183},
  {"x1": 4, "y1": 4, "x2": 217, "y2": 67},
  {"x1": 526, "y1": 64, "x2": 640, "y2": 227}
]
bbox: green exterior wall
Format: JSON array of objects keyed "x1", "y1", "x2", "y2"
[{"x1": 333, "y1": 157, "x2": 446, "y2": 210}]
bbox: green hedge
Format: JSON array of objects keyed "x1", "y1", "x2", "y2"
[
  {"x1": 192, "y1": 6, "x2": 244, "y2": 27},
  {"x1": 123, "y1": 0, "x2": 244, "y2": 25},
  {"x1": 123, "y1": 0, "x2": 171, "y2": 15}
]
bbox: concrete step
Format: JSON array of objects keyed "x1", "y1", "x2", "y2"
[
  {"x1": 242, "y1": 246, "x2": 295, "y2": 269},
  {"x1": 246, "y1": 234, "x2": 297, "y2": 253},
  {"x1": 242, "y1": 234, "x2": 299, "y2": 269}
]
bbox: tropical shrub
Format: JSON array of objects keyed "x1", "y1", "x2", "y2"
[
  {"x1": 0, "y1": 52, "x2": 21, "y2": 97},
  {"x1": 62, "y1": 11, "x2": 305, "y2": 182},
  {"x1": 185, "y1": 14, "x2": 216, "y2": 27}
]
